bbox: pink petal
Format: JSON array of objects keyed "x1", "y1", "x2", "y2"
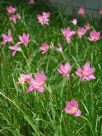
[
  {"x1": 34, "y1": 73, "x2": 42, "y2": 82},
  {"x1": 74, "y1": 109, "x2": 81, "y2": 117},
  {"x1": 71, "y1": 99, "x2": 78, "y2": 109},
  {"x1": 27, "y1": 85, "x2": 34, "y2": 93},
  {"x1": 65, "y1": 63, "x2": 71, "y2": 72},
  {"x1": 37, "y1": 87, "x2": 45, "y2": 93},
  {"x1": 88, "y1": 74, "x2": 96, "y2": 79},
  {"x1": 83, "y1": 62, "x2": 90, "y2": 71}
]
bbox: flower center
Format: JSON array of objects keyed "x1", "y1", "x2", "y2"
[
  {"x1": 82, "y1": 71, "x2": 88, "y2": 76},
  {"x1": 71, "y1": 107, "x2": 77, "y2": 113}
]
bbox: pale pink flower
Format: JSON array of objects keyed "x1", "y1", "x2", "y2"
[
  {"x1": 78, "y1": 7, "x2": 85, "y2": 16},
  {"x1": 99, "y1": 9, "x2": 102, "y2": 15},
  {"x1": 19, "y1": 33, "x2": 30, "y2": 46},
  {"x1": 49, "y1": 43, "x2": 54, "y2": 49},
  {"x1": 84, "y1": 23, "x2": 90, "y2": 31},
  {"x1": 56, "y1": 43, "x2": 63, "y2": 52},
  {"x1": 27, "y1": 71, "x2": 46, "y2": 93},
  {"x1": 37, "y1": 12, "x2": 50, "y2": 25},
  {"x1": 58, "y1": 63, "x2": 71, "y2": 77},
  {"x1": 18, "y1": 74, "x2": 33, "y2": 84},
  {"x1": 28, "y1": 0, "x2": 35, "y2": 4},
  {"x1": 76, "y1": 62, "x2": 96, "y2": 81},
  {"x1": 71, "y1": 19, "x2": 77, "y2": 25},
  {"x1": 9, "y1": 42, "x2": 21, "y2": 56},
  {"x1": 88, "y1": 30, "x2": 100, "y2": 42},
  {"x1": 77, "y1": 27, "x2": 87, "y2": 38},
  {"x1": 10, "y1": 13, "x2": 21, "y2": 24},
  {"x1": 7, "y1": 5, "x2": 16, "y2": 14},
  {"x1": 62, "y1": 27, "x2": 76, "y2": 44},
  {"x1": 1, "y1": 30, "x2": 13, "y2": 45},
  {"x1": 65, "y1": 99, "x2": 81, "y2": 117},
  {"x1": 40, "y1": 43, "x2": 49, "y2": 54}
]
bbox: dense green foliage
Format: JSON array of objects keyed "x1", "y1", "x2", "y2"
[{"x1": 0, "y1": 1, "x2": 102, "y2": 136}]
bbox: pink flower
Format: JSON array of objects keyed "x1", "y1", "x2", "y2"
[
  {"x1": 78, "y1": 7, "x2": 85, "y2": 16},
  {"x1": 58, "y1": 63, "x2": 71, "y2": 77},
  {"x1": 62, "y1": 27, "x2": 76, "y2": 44},
  {"x1": 77, "y1": 27, "x2": 87, "y2": 38},
  {"x1": 7, "y1": 5, "x2": 16, "y2": 14},
  {"x1": 99, "y1": 9, "x2": 102, "y2": 15},
  {"x1": 19, "y1": 33, "x2": 30, "y2": 46},
  {"x1": 76, "y1": 62, "x2": 96, "y2": 81},
  {"x1": 88, "y1": 30, "x2": 100, "y2": 42},
  {"x1": 1, "y1": 30, "x2": 13, "y2": 45},
  {"x1": 56, "y1": 43, "x2": 63, "y2": 52},
  {"x1": 10, "y1": 13, "x2": 21, "y2": 24},
  {"x1": 18, "y1": 74, "x2": 33, "y2": 84},
  {"x1": 37, "y1": 12, "x2": 50, "y2": 25},
  {"x1": 27, "y1": 71, "x2": 46, "y2": 93},
  {"x1": 71, "y1": 19, "x2": 77, "y2": 25},
  {"x1": 9, "y1": 42, "x2": 21, "y2": 56},
  {"x1": 84, "y1": 23, "x2": 90, "y2": 31},
  {"x1": 40, "y1": 43, "x2": 49, "y2": 54},
  {"x1": 28, "y1": 0, "x2": 35, "y2": 4},
  {"x1": 65, "y1": 99, "x2": 81, "y2": 117}
]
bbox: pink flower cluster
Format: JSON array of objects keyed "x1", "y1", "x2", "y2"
[
  {"x1": 58, "y1": 62, "x2": 95, "y2": 81},
  {"x1": 18, "y1": 67, "x2": 83, "y2": 117},
  {"x1": 65, "y1": 99, "x2": 81, "y2": 117},
  {"x1": 7, "y1": 5, "x2": 21, "y2": 24},
  {"x1": 62, "y1": 25, "x2": 100, "y2": 43},
  {"x1": 37, "y1": 12, "x2": 50, "y2": 25},
  {"x1": 77, "y1": 27, "x2": 87, "y2": 38},
  {"x1": 39, "y1": 42, "x2": 63, "y2": 54},
  {"x1": 61, "y1": 27, "x2": 76, "y2": 44},
  {"x1": 78, "y1": 6, "x2": 102, "y2": 16},
  {"x1": 76, "y1": 24, "x2": 90, "y2": 38},
  {"x1": 10, "y1": 13, "x2": 21, "y2": 24},
  {"x1": 19, "y1": 71, "x2": 81, "y2": 117},
  {"x1": 40, "y1": 43, "x2": 50, "y2": 54},
  {"x1": 1, "y1": 30, "x2": 13, "y2": 45},
  {"x1": 58, "y1": 63, "x2": 71, "y2": 77},
  {"x1": 76, "y1": 62, "x2": 96, "y2": 80},
  {"x1": 3, "y1": 4, "x2": 101, "y2": 119},
  {"x1": 88, "y1": 30, "x2": 100, "y2": 42},
  {"x1": 7, "y1": 5, "x2": 16, "y2": 14},
  {"x1": 18, "y1": 71, "x2": 46, "y2": 93},
  {"x1": 78, "y1": 7, "x2": 85, "y2": 16},
  {"x1": 9, "y1": 42, "x2": 22, "y2": 56},
  {"x1": 1, "y1": 29, "x2": 30, "y2": 56},
  {"x1": 9, "y1": 33, "x2": 30, "y2": 56},
  {"x1": 84, "y1": 23, "x2": 90, "y2": 31},
  {"x1": 19, "y1": 33, "x2": 30, "y2": 46}
]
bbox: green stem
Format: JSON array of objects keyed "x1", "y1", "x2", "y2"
[
  {"x1": 21, "y1": 50, "x2": 30, "y2": 68},
  {"x1": 61, "y1": 51, "x2": 67, "y2": 62},
  {"x1": 67, "y1": 77, "x2": 73, "y2": 99}
]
